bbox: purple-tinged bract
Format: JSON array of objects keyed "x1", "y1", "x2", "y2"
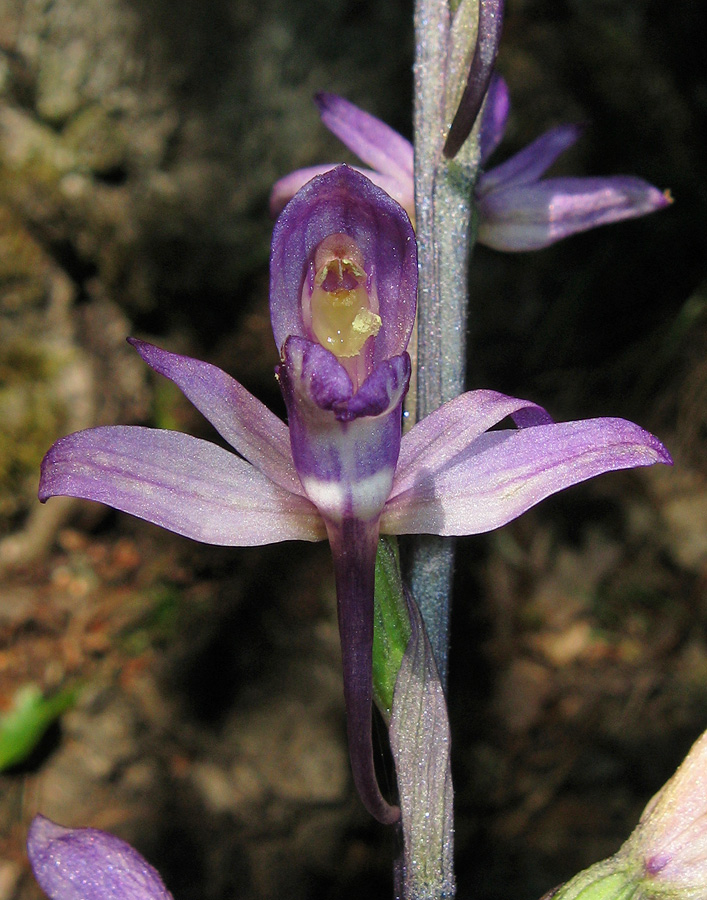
[{"x1": 444, "y1": 0, "x2": 505, "y2": 158}]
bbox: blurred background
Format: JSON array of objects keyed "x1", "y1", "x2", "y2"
[{"x1": 0, "y1": 0, "x2": 705, "y2": 898}]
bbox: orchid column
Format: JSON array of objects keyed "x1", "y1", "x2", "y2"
[{"x1": 412, "y1": 0, "x2": 503, "y2": 682}]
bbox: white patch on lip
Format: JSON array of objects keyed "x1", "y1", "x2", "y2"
[{"x1": 302, "y1": 468, "x2": 394, "y2": 523}]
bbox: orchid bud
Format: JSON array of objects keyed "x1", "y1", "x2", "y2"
[{"x1": 546, "y1": 729, "x2": 707, "y2": 900}]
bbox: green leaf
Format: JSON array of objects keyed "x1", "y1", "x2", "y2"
[{"x1": 0, "y1": 683, "x2": 78, "y2": 771}]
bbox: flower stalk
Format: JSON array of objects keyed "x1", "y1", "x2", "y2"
[{"x1": 411, "y1": 0, "x2": 482, "y2": 683}]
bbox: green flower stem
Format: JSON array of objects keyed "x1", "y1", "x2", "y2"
[{"x1": 411, "y1": 0, "x2": 480, "y2": 685}]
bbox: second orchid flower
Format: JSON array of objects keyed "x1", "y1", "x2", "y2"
[{"x1": 270, "y1": 76, "x2": 670, "y2": 252}]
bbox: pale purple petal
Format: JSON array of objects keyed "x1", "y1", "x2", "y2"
[
  {"x1": 270, "y1": 166, "x2": 417, "y2": 363},
  {"x1": 315, "y1": 92, "x2": 414, "y2": 180},
  {"x1": 39, "y1": 426, "x2": 325, "y2": 544},
  {"x1": 27, "y1": 815, "x2": 172, "y2": 900},
  {"x1": 270, "y1": 165, "x2": 414, "y2": 221},
  {"x1": 444, "y1": 0, "x2": 505, "y2": 158},
  {"x1": 128, "y1": 338, "x2": 304, "y2": 497},
  {"x1": 477, "y1": 176, "x2": 672, "y2": 251},
  {"x1": 477, "y1": 124, "x2": 583, "y2": 197},
  {"x1": 382, "y1": 418, "x2": 671, "y2": 536},
  {"x1": 479, "y1": 73, "x2": 510, "y2": 164},
  {"x1": 390, "y1": 389, "x2": 553, "y2": 501}
]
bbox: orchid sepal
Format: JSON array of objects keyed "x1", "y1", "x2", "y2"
[{"x1": 39, "y1": 425, "x2": 325, "y2": 545}]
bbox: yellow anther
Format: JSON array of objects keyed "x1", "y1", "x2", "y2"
[{"x1": 308, "y1": 234, "x2": 381, "y2": 358}]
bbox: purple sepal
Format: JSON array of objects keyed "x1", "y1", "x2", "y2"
[
  {"x1": 27, "y1": 815, "x2": 173, "y2": 900},
  {"x1": 315, "y1": 92, "x2": 414, "y2": 182},
  {"x1": 127, "y1": 338, "x2": 303, "y2": 496},
  {"x1": 270, "y1": 166, "x2": 417, "y2": 363},
  {"x1": 383, "y1": 415, "x2": 672, "y2": 537},
  {"x1": 477, "y1": 124, "x2": 584, "y2": 196},
  {"x1": 277, "y1": 337, "x2": 408, "y2": 521},
  {"x1": 39, "y1": 426, "x2": 325, "y2": 545},
  {"x1": 477, "y1": 175, "x2": 671, "y2": 251},
  {"x1": 444, "y1": 0, "x2": 505, "y2": 158},
  {"x1": 393, "y1": 389, "x2": 554, "y2": 499}
]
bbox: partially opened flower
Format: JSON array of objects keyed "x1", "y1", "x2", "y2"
[
  {"x1": 270, "y1": 76, "x2": 670, "y2": 251},
  {"x1": 27, "y1": 815, "x2": 173, "y2": 900},
  {"x1": 40, "y1": 165, "x2": 671, "y2": 824}
]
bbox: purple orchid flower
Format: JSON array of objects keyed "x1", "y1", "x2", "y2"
[
  {"x1": 270, "y1": 76, "x2": 670, "y2": 251},
  {"x1": 40, "y1": 165, "x2": 670, "y2": 824},
  {"x1": 27, "y1": 815, "x2": 173, "y2": 900}
]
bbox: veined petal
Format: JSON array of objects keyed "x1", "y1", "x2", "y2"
[
  {"x1": 39, "y1": 426, "x2": 325, "y2": 544},
  {"x1": 28, "y1": 815, "x2": 173, "y2": 900},
  {"x1": 477, "y1": 124, "x2": 583, "y2": 197},
  {"x1": 315, "y1": 92, "x2": 414, "y2": 180},
  {"x1": 390, "y1": 389, "x2": 552, "y2": 501},
  {"x1": 479, "y1": 73, "x2": 510, "y2": 165},
  {"x1": 270, "y1": 166, "x2": 417, "y2": 363},
  {"x1": 382, "y1": 418, "x2": 671, "y2": 536},
  {"x1": 129, "y1": 339, "x2": 304, "y2": 496},
  {"x1": 477, "y1": 175, "x2": 671, "y2": 251}
]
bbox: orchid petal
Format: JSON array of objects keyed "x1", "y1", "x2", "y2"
[
  {"x1": 479, "y1": 73, "x2": 510, "y2": 165},
  {"x1": 382, "y1": 418, "x2": 671, "y2": 536},
  {"x1": 129, "y1": 338, "x2": 304, "y2": 497},
  {"x1": 391, "y1": 389, "x2": 553, "y2": 501},
  {"x1": 27, "y1": 816, "x2": 173, "y2": 900},
  {"x1": 39, "y1": 426, "x2": 325, "y2": 544},
  {"x1": 315, "y1": 92, "x2": 414, "y2": 180},
  {"x1": 270, "y1": 166, "x2": 417, "y2": 363},
  {"x1": 444, "y1": 0, "x2": 505, "y2": 158},
  {"x1": 477, "y1": 124, "x2": 583, "y2": 197},
  {"x1": 477, "y1": 175, "x2": 671, "y2": 251}
]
